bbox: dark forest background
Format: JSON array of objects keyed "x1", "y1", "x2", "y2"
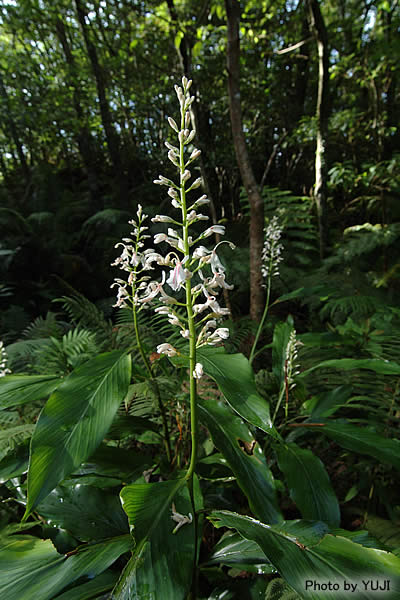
[{"x1": 1, "y1": 0, "x2": 399, "y2": 341}]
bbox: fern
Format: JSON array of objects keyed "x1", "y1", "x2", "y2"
[
  {"x1": 265, "y1": 578, "x2": 302, "y2": 600},
  {"x1": 54, "y1": 292, "x2": 114, "y2": 350},
  {"x1": 0, "y1": 424, "x2": 35, "y2": 461},
  {"x1": 33, "y1": 328, "x2": 98, "y2": 375},
  {"x1": 22, "y1": 312, "x2": 64, "y2": 340}
]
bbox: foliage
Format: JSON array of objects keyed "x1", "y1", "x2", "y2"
[{"x1": 0, "y1": 1, "x2": 399, "y2": 598}]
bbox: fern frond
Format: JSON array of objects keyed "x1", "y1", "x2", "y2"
[
  {"x1": 54, "y1": 292, "x2": 113, "y2": 350},
  {"x1": 22, "y1": 312, "x2": 64, "y2": 340},
  {"x1": 265, "y1": 578, "x2": 302, "y2": 600},
  {"x1": 33, "y1": 328, "x2": 98, "y2": 375},
  {"x1": 0, "y1": 424, "x2": 35, "y2": 460}
]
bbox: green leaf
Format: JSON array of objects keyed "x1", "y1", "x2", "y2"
[
  {"x1": 0, "y1": 441, "x2": 29, "y2": 483},
  {"x1": 197, "y1": 347, "x2": 273, "y2": 433},
  {"x1": 199, "y1": 398, "x2": 282, "y2": 524},
  {"x1": 116, "y1": 478, "x2": 196, "y2": 599},
  {"x1": 77, "y1": 443, "x2": 153, "y2": 482},
  {"x1": 52, "y1": 570, "x2": 118, "y2": 599},
  {"x1": 0, "y1": 534, "x2": 133, "y2": 600},
  {"x1": 276, "y1": 442, "x2": 340, "y2": 527},
  {"x1": 364, "y1": 516, "x2": 400, "y2": 550},
  {"x1": 308, "y1": 385, "x2": 352, "y2": 419},
  {"x1": 313, "y1": 421, "x2": 400, "y2": 470},
  {"x1": 209, "y1": 512, "x2": 400, "y2": 599},
  {"x1": 206, "y1": 531, "x2": 275, "y2": 574},
  {"x1": 24, "y1": 350, "x2": 131, "y2": 518},
  {"x1": 37, "y1": 483, "x2": 129, "y2": 541},
  {"x1": 300, "y1": 358, "x2": 400, "y2": 378},
  {"x1": 120, "y1": 478, "x2": 186, "y2": 547},
  {"x1": 0, "y1": 375, "x2": 62, "y2": 410}
]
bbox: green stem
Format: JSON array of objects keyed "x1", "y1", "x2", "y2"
[
  {"x1": 249, "y1": 275, "x2": 271, "y2": 365},
  {"x1": 132, "y1": 303, "x2": 172, "y2": 464},
  {"x1": 272, "y1": 381, "x2": 286, "y2": 426}
]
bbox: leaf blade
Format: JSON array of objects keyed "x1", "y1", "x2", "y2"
[{"x1": 24, "y1": 350, "x2": 131, "y2": 517}]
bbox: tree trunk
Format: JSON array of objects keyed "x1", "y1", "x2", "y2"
[
  {"x1": 0, "y1": 72, "x2": 30, "y2": 181},
  {"x1": 225, "y1": 0, "x2": 264, "y2": 321},
  {"x1": 75, "y1": 0, "x2": 121, "y2": 173},
  {"x1": 55, "y1": 17, "x2": 98, "y2": 180},
  {"x1": 307, "y1": 0, "x2": 330, "y2": 258}
]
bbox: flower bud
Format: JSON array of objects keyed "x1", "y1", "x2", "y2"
[
  {"x1": 168, "y1": 150, "x2": 179, "y2": 166},
  {"x1": 189, "y1": 177, "x2": 202, "y2": 190},
  {"x1": 193, "y1": 362, "x2": 203, "y2": 379},
  {"x1": 151, "y1": 215, "x2": 174, "y2": 223},
  {"x1": 157, "y1": 343, "x2": 178, "y2": 357},
  {"x1": 168, "y1": 117, "x2": 179, "y2": 132},
  {"x1": 168, "y1": 187, "x2": 178, "y2": 199},
  {"x1": 189, "y1": 148, "x2": 201, "y2": 161},
  {"x1": 186, "y1": 130, "x2": 196, "y2": 144}
]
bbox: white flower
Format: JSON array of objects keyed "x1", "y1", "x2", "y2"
[
  {"x1": 168, "y1": 187, "x2": 179, "y2": 199},
  {"x1": 202, "y1": 225, "x2": 225, "y2": 238},
  {"x1": 154, "y1": 306, "x2": 170, "y2": 315},
  {"x1": 168, "y1": 314, "x2": 181, "y2": 326},
  {"x1": 0, "y1": 341, "x2": 11, "y2": 377},
  {"x1": 152, "y1": 215, "x2": 174, "y2": 223},
  {"x1": 210, "y1": 250, "x2": 225, "y2": 274},
  {"x1": 214, "y1": 327, "x2": 229, "y2": 339},
  {"x1": 171, "y1": 502, "x2": 192, "y2": 534},
  {"x1": 168, "y1": 150, "x2": 179, "y2": 166},
  {"x1": 193, "y1": 246, "x2": 210, "y2": 259},
  {"x1": 157, "y1": 343, "x2": 178, "y2": 357},
  {"x1": 166, "y1": 259, "x2": 189, "y2": 291},
  {"x1": 154, "y1": 233, "x2": 168, "y2": 244},
  {"x1": 207, "y1": 327, "x2": 230, "y2": 345},
  {"x1": 182, "y1": 169, "x2": 191, "y2": 182},
  {"x1": 193, "y1": 362, "x2": 204, "y2": 379},
  {"x1": 262, "y1": 216, "x2": 283, "y2": 280}
]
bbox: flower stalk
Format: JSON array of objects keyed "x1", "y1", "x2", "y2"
[
  {"x1": 111, "y1": 74, "x2": 233, "y2": 487},
  {"x1": 249, "y1": 216, "x2": 283, "y2": 365}
]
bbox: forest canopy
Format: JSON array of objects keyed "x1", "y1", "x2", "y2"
[{"x1": 1, "y1": 0, "x2": 398, "y2": 327}]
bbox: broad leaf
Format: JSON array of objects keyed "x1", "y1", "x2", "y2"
[
  {"x1": 197, "y1": 347, "x2": 273, "y2": 433},
  {"x1": 199, "y1": 398, "x2": 282, "y2": 524},
  {"x1": 209, "y1": 512, "x2": 400, "y2": 599},
  {"x1": 272, "y1": 318, "x2": 294, "y2": 387},
  {"x1": 116, "y1": 478, "x2": 196, "y2": 599},
  {"x1": 364, "y1": 516, "x2": 400, "y2": 550},
  {"x1": 77, "y1": 443, "x2": 153, "y2": 482},
  {"x1": 276, "y1": 442, "x2": 340, "y2": 527},
  {"x1": 314, "y1": 421, "x2": 400, "y2": 471},
  {"x1": 307, "y1": 385, "x2": 352, "y2": 419},
  {"x1": 0, "y1": 374, "x2": 62, "y2": 410},
  {"x1": 300, "y1": 358, "x2": 400, "y2": 377},
  {"x1": 53, "y1": 571, "x2": 118, "y2": 599},
  {"x1": 37, "y1": 483, "x2": 129, "y2": 541},
  {"x1": 0, "y1": 534, "x2": 133, "y2": 600},
  {"x1": 24, "y1": 350, "x2": 131, "y2": 518},
  {"x1": 206, "y1": 530, "x2": 275, "y2": 574},
  {"x1": 0, "y1": 441, "x2": 29, "y2": 483}
]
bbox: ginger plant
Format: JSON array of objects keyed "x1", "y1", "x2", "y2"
[{"x1": 111, "y1": 76, "x2": 233, "y2": 494}]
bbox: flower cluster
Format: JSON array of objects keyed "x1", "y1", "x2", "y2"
[
  {"x1": 261, "y1": 216, "x2": 283, "y2": 282},
  {"x1": 111, "y1": 77, "x2": 233, "y2": 377},
  {"x1": 285, "y1": 329, "x2": 301, "y2": 390},
  {"x1": 0, "y1": 341, "x2": 11, "y2": 377}
]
